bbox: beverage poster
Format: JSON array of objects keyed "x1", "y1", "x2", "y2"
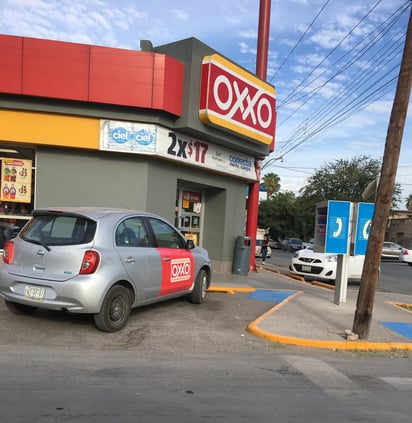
[{"x1": 1, "y1": 158, "x2": 32, "y2": 203}]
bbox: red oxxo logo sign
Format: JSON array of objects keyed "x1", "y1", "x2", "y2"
[
  {"x1": 199, "y1": 54, "x2": 276, "y2": 145},
  {"x1": 170, "y1": 258, "x2": 192, "y2": 283}
]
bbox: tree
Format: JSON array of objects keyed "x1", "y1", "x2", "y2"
[
  {"x1": 258, "y1": 191, "x2": 307, "y2": 240},
  {"x1": 300, "y1": 155, "x2": 402, "y2": 208},
  {"x1": 257, "y1": 155, "x2": 405, "y2": 244},
  {"x1": 407, "y1": 194, "x2": 412, "y2": 210},
  {"x1": 261, "y1": 172, "x2": 280, "y2": 198}
]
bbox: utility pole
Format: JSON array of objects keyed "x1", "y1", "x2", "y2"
[
  {"x1": 246, "y1": 0, "x2": 271, "y2": 271},
  {"x1": 353, "y1": 6, "x2": 412, "y2": 339}
]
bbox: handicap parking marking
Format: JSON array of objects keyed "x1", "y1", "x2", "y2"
[
  {"x1": 379, "y1": 322, "x2": 412, "y2": 340},
  {"x1": 247, "y1": 289, "x2": 296, "y2": 303}
]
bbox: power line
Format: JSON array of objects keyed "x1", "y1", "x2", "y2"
[
  {"x1": 272, "y1": 1, "x2": 411, "y2": 164},
  {"x1": 270, "y1": 0, "x2": 331, "y2": 81}
]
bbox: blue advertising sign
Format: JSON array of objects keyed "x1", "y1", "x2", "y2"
[
  {"x1": 354, "y1": 202, "x2": 374, "y2": 255},
  {"x1": 325, "y1": 201, "x2": 351, "y2": 254}
]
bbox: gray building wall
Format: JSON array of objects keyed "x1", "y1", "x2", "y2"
[{"x1": 35, "y1": 146, "x2": 247, "y2": 272}]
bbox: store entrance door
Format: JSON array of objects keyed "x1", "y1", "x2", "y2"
[{"x1": 175, "y1": 187, "x2": 203, "y2": 245}]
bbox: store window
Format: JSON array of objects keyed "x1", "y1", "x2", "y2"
[
  {"x1": 0, "y1": 146, "x2": 35, "y2": 249},
  {"x1": 175, "y1": 187, "x2": 203, "y2": 245}
]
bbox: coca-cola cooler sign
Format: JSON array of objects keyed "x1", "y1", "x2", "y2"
[{"x1": 199, "y1": 54, "x2": 276, "y2": 145}]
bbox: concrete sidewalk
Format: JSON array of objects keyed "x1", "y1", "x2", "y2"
[{"x1": 209, "y1": 266, "x2": 412, "y2": 351}]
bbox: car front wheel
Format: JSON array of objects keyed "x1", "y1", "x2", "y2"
[
  {"x1": 189, "y1": 269, "x2": 208, "y2": 304},
  {"x1": 93, "y1": 285, "x2": 132, "y2": 332}
]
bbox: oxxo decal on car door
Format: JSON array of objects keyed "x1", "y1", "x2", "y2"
[{"x1": 157, "y1": 249, "x2": 194, "y2": 296}]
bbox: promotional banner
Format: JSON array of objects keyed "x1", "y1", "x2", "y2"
[
  {"x1": 100, "y1": 120, "x2": 258, "y2": 181},
  {"x1": 0, "y1": 158, "x2": 32, "y2": 203}
]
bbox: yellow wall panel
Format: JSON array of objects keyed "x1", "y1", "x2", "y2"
[{"x1": 0, "y1": 110, "x2": 99, "y2": 149}]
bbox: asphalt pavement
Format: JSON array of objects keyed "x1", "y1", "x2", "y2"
[{"x1": 209, "y1": 264, "x2": 412, "y2": 351}]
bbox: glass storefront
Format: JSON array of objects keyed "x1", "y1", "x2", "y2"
[
  {"x1": 175, "y1": 186, "x2": 203, "y2": 245},
  {"x1": 0, "y1": 145, "x2": 35, "y2": 249}
]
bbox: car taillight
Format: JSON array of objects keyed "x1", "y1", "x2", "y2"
[
  {"x1": 404, "y1": 249, "x2": 409, "y2": 255},
  {"x1": 80, "y1": 250, "x2": 100, "y2": 274},
  {"x1": 3, "y1": 241, "x2": 14, "y2": 264}
]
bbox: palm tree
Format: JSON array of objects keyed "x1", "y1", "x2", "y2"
[{"x1": 262, "y1": 173, "x2": 280, "y2": 198}]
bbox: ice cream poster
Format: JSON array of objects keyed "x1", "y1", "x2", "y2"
[{"x1": 1, "y1": 158, "x2": 32, "y2": 203}]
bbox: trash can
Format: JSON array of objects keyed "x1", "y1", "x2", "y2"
[{"x1": 232, "y1": 236, "x2": 252, "y2": 275}]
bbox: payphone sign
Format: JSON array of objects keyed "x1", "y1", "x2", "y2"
[
  {"x1": 325, "y1": 201, "x2": 351, "y2": 254},
  {"x1": 354, "y1": 202, "x2": 374, "y2": 255}
]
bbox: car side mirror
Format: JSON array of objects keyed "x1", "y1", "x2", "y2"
[{"x1": 186, "y1": 239, "x2": 195, "y2": 249}]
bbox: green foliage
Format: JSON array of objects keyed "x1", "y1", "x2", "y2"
[
  {"x1": 407, "y1": 194, "x2": 412, "y2": 210},
  {"x1": 258, "y1": 155, "x2": 403, "y2": 241},
  {"x1": 299, "y1": 155, "x2": 381, "y2": 203},
  {"x1": 261, "y1": 172, "x2": 281, "y2": 198},
  {"x1": 258, "y1": 191, "x2": 306, "y2": 240}
]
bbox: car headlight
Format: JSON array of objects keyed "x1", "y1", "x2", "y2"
[{"x1": 325, "y1": 255, "x2": 337, "y2": 262}]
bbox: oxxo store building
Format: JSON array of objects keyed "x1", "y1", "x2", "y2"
[{"x1": 0, "y1": 34, "x2": 276, "y2": 273}]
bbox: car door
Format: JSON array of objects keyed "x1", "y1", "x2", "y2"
[
  {"x1": 146, "y1": 217, "x2": 195, "y2": 296},
  {"x1": 115, "y1": 217, "x2": 162, "y2": 302}
]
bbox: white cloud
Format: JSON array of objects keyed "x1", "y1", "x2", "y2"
[{"x1": 0, "y1": 0, "x2": 410, "y2": 201}]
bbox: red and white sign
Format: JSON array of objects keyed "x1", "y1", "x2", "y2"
[
  {"x1": 199, "y1": 54, "x2": 276, "y2": 145},
  {"x1": 158, "y1": 249, "x2": 194, "y2": 296},
  {"x1": 170, "y1": 258, "x2": 192, "y2": 283}
]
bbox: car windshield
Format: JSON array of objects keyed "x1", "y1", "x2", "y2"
[{"x1": 20, "y1": 214, "x2": 96, "y2": 246}]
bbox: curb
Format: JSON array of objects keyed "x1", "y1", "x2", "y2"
[{"x1": 208, "y1": 285, "x2": 412, "y2": 351}]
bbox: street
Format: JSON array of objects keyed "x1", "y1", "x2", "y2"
[
  {"x1": 1, "y1": 267, "x2": 412, "y2": 422},
  {"x1": 267, "y1": 249, "x2": 412, "y2": 294}
]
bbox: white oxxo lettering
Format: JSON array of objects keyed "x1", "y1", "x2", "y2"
[
  {"x1": 213, "y1": 75, "x2": 272, "y2": 129},
  {"x1": 170, "y1": 259, "x2": 191, "y2": 282}
]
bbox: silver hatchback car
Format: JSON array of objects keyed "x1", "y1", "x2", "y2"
[{"x1": 0, "y1": 207, "x2": 212, "y2": 332}]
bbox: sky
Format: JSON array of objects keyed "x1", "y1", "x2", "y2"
[{"x1": 1, "y1": 0, "x2": 411, "y2": 207}]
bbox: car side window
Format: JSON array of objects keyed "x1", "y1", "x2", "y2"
[
  {"x1": 116, "y1": 217, "x2": 150, "y2": 247},
  {"x1": 148, "y1": 217, "x2": 186, "y2": 249}
]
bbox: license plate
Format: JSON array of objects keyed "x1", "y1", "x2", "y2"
[
  {"x1": 302, "y1": 265, "x2": 312, "y2": 272},
  {"x1": 24, "y1": 285, "x2": 45, "y2": 301}
]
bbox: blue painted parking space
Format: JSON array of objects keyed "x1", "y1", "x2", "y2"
[
  {"x1": 247, "y1": 289, "x2": 296, "y2": 303},
  {"x1": 379, "y1": 322, "x2": 412, "y2": 340}
]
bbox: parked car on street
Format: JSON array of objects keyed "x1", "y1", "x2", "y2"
[
  {"x1": 282, "y1": 238, "x2": 303, "y2": 252},
  {"x1": 269, "y1": 238, "x2": 282, "y2": 249},
  {"x1": 0, "y1": 207, "x2": 212, "y2": 332},
  {"x1": 381, "y1": 241, "x2": 404, "y2": 259},
  {"x1": 289, "y1": 247, "x2": 365, "y2": 281},
  {"x1": 399, "y1": 247, "x2": 412, "y2": 266},
  {"x1": 302, "y1": 238, "x2": 315, "y2": 249}
]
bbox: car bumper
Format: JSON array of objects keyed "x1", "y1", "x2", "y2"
[
  {"x1": 289, "y1": 262, "x2": 335, "y2": 280},
  {"x1": 0, "y1": 270, "x2": 111, "y2": 313}
]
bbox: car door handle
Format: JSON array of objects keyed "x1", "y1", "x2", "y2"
[{"x1": 124, "y1": 257, "x2": 136, "y2": 264}]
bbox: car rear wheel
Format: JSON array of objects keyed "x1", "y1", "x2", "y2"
[
  {"x1": 93, "y1": 285, "x2": 132, "y2": 332},
  {"x1": 5, "y1": 300, "x2": 38, "y2": 315},
  {"x1": 189, "y1": 269, "x2": 208, "y2": 304}
]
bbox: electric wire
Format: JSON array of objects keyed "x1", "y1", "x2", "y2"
[{"x1": 266, "y1": 0, "x2": 411, "y2": 171}]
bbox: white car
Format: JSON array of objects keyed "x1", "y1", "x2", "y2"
[
  {"x1": 289, "y1": 248, "x2": 365, "y2": 281},
  {"x1": 399, "y1": 248, "x2": 412, "y2": 266}
]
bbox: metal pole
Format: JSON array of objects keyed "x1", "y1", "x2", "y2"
[{"x1": 247, "y1": 0, "x2": 271, "y2": 271}]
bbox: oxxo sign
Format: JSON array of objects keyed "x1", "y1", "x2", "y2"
[
  {"x1": 170, "y1": 258, "x2": 192, "y2": 283},
  {"x1": 199, "y1": 54, "x2": 276, "y2": 145}
]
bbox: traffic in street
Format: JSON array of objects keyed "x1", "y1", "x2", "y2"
[{"x1": 264, "y1": 249, "x2": 412, "y2": 295}]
